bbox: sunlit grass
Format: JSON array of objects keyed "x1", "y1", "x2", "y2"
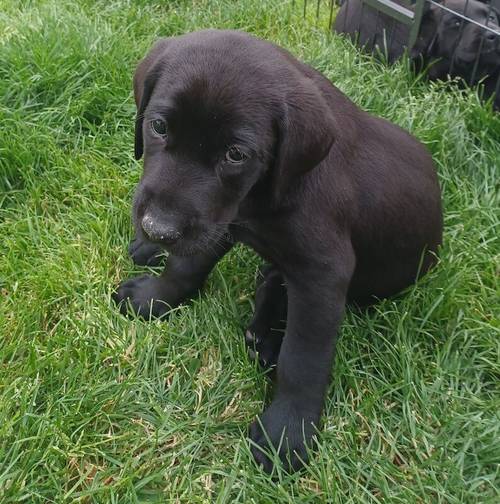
[{"x1": 0, "y1": 0, "x2": 499, "y2": 502}]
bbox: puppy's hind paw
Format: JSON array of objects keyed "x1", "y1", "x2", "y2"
[{"x1": 245, "y1": 329, "x2": 282, "y2": 370}]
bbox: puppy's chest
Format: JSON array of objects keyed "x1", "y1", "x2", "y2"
[{"x1": 229, "y1": 221, "x2": 283, "y2": 264}]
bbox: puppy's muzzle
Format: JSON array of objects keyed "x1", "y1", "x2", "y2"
[
  {"x1": 483, "y1": 28, "x2": 500, "y2": 50},
  {"x1": 141, "y1": 213, "x2": 183, "y2": 245}
]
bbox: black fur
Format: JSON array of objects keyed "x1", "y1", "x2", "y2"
[
  {"x1": 334, "y1": 0, "x2": 500, "y2": 109},
  {"x1": 113, "y1": 29, "x2": 443, "y2": 473}
]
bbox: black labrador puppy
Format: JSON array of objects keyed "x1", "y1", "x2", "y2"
[
  {"x1": 334, "y1": 0, "x2": 500, "y2": 109},
  {"x1": 113, "y1": 30, "x2": 443, "y2": 472}
]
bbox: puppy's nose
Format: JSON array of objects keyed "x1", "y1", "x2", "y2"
[
  {"x1": 485, "y1": 31, "x2": 497, "y2": 42},
  {"x1": 141, "y1": 214, "x2": 183, "y2": 245}
]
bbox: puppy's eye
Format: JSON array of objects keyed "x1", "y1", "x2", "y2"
[
  {"x1": 150, "y1": 119, "x2": 167, "y2": 137},
  {"x1": 225, "y1": 146, "x2": 247, "y2": 164}
]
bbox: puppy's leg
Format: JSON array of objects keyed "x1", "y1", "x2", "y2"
[
  {"x1": 128, "y1": 234, "x2": 165, "y2": 267},
  {"x1": 249, "y1": 242, "x2": 355, "y2": 473},
  {"x1": 113, "y1": 240, "x2": 232, "y2": 319},
  {"x1": 245, "y1": 264, "x2": 287, "y2": 370}
]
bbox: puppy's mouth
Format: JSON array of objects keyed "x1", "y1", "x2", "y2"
[
  {"x1": 166, "y1": 229, "x2": 232, "y2": 256},
  {"x1": 453, "y1": 48, "x2": 500, "y2": 70},
  {"x1": 139, "y1": 221, "x2": 232, "y2": 257},
  {"x1": 457, "y1": 36, "x2": 500, "y2": 61}
]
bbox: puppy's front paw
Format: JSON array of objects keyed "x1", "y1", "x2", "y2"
[
  {"x1": 113, "y1": 275, "x2": 175, "y2": 319},
  {"x1": 245, "y1": 329, "x2": 281, "y2": 370},
  {"x1": 249, "y1": 399, "x2": 318, "y2": 473},
  {"x1": 128, "y1": 238, "x2": 165, "y2": 267}
]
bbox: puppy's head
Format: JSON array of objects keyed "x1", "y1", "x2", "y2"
[
  {"x1": 412, "y1": 0, "x2": 500, "y2": 80},
  {"x1": 132, "y1": 30, "x2": 336, "y2": 256}
]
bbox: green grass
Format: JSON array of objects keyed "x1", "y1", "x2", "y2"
[{"x1": 0, "y1": 0, "x2": 499, "y2": 501}]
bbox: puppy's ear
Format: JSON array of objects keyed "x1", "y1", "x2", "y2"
[
  {"x1": 410, "y1": 3, "x2": 440, "y2": 65},
  {"x1": 274, "y1": 82, "x2": 337, "y2": 200},
  {"x1": 493, "y1": 7, "x2": 500, "y2": 23},
  {"x1": 134, "y1": 69, "x2": 160, "y2": 160},
  {"x1": 133, "y1": 38, "x2": 170, "y2": 160}
]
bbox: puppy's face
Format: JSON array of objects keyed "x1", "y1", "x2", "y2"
[
  {"x1": 133, "y1": 65, "x2": 275, "y2": 256},
  {"x1": 131, "y1": 32, "x2": 336, "y2": 256},
  {"x1": 436, "y1": 0, "x2": 500, "y2": 71}
]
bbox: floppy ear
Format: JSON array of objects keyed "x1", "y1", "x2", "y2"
[
  {"x1": 133, "y1": 38, "x2": 171, "y2": 160},
  {"x1": 274, "y1": 82, "x2": 337, "y2": 200},
  {"x1": 493, "y1": 7, "x2": 500, "y2": 23},
  {"x1": 410, "y1": 2, "x2": 440, "y2": 66},
  {"x1": 134, "y1": 69, "x2": 161, "y2": 160}
]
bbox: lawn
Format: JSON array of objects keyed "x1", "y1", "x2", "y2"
[{"x1": 0, "y1": 0, "x2": 499, "y2": 502}]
